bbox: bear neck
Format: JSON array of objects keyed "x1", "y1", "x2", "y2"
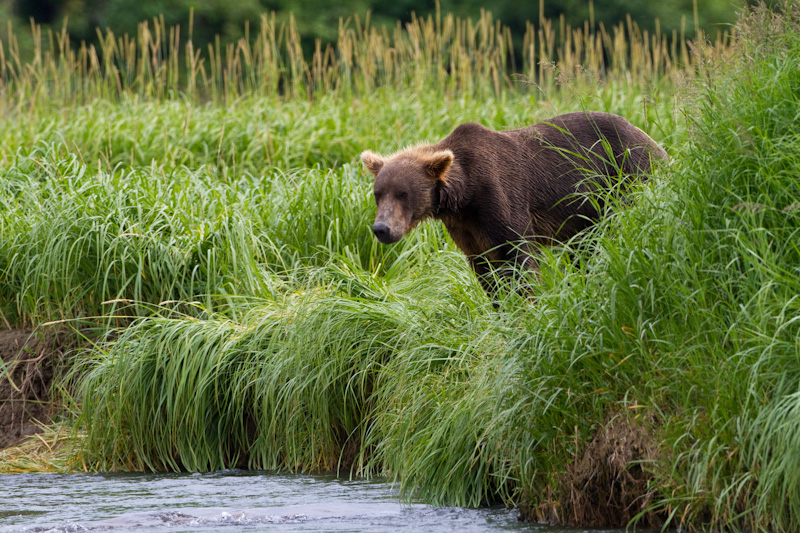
[{"x1": 434, "y1": 159, "x2": 470, "y2": 217}]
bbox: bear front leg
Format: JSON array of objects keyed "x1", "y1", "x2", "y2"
[
  {"x1": 509, "y1": 242, "x2": 542, "y2": 275},
  {"x1": 469, "y1": 244, "x2": 541, "y2": 303},
  {"x1": 501, "y1": 242, "x2": 541, "y2": 295},
  {"x1": 468, "y1": 255, "x2": 500, "y2": 300}
]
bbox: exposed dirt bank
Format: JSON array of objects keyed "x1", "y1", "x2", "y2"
[
  {"x1": 520, "y1": 414, "x2": 664, "y2": 528},
  {"x1": 0, "y1": 329, "x2": 67, "y2": 449}
]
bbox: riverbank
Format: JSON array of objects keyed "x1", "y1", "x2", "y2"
[
  {"x1": 0, "y1": 328, "x2": 76, "y2": 474},
  {"x1": 0, "y1": 329, "x2": 59, "y2": 449}
]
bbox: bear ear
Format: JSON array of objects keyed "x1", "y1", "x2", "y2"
[
  {"x1": 360, "y1": 150, "x2": 386, "y2": 177},
  {"x1": 423, "y1": 150, "x2": 454, "y2": 182}
]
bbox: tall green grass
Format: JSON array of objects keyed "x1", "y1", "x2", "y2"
[
  {"x1": 0, "y1": 146, "x2": 266, "y2": 323},
  {"x1": 500, "y1": 5, "x2": 800, "y2": 528},
  {"x1": 0, "y1": 84, "x2": 678, "y2": 174},
  {"x1": 0, "y1": 85, "x2": 678, "y2": 326},
  {"x1": 75, "y1": 260, "x2": 482, "y2": 472},
  {"x1": 0, "y1": 144, "x2": 454, "y2": 324}
]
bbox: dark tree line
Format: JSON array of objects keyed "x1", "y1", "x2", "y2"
[{"x1": 5, "y1": 0, "x2": 752, "y2": 54}]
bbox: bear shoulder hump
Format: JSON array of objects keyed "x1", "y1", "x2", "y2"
[
  {"x1": 449, "y1": 122, "x2": 492, "y2": 138},
  {"x1": 444, "y1": 122, "x2": 495, "y2": 150}
]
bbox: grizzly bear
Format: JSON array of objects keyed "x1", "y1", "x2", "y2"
[{"x1": 361, "y1": 111, "x2": 667, "y2": 296}]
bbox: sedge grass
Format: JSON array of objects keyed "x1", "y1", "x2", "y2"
[
  {"x1": 0, "y1": 83, "x2": 680, "y2": 175},
  {"x1": 0, "y1": 147, "x2": 272, "y2": 324},
  {"x1": 495, "y1": 5, "x2": 800, "y2": 528},
  {"x1": 0, "y1": 141, "x2": 455, "y2": 324},
  {"x1": 0, "y1": 81, "x2": 677, "y2": 326},
  {"x1": 75, "y1": 255, "x2": 484, "y2": 472}
]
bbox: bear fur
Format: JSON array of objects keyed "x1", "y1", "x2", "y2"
[{"x1": 361, "y1": 111, "x2": 668, "y2": 296}]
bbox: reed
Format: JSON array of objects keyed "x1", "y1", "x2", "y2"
[{"x1": 0, "y1": 8, "x2": 728, "y2": 108}]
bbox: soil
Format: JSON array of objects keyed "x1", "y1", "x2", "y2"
[
  {"x1": 520, "y1": 413, "x2": 665, "y2": 528},
  {"x1": 0, "y1": 329, "x2": 65, "y2": 449}
]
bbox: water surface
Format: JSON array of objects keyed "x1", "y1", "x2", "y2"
[{"x1": 0, "y1": 470, "x2": 617, "y2": 532}]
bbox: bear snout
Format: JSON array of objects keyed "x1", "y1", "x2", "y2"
[{"x1": 372, "y1": 222, "x2": 397, "y2": 244}]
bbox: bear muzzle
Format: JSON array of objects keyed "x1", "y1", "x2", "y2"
[{"x1": 372, "y1": 221, "x2": 400, "y2": 244}]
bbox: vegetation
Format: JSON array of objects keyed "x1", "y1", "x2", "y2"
[
  {"x1": 1, "y1": 2, "x2": 799, "y2": 530},
  {"x1": 7, "y1": 0, "x2": 743, "y2": 57}
]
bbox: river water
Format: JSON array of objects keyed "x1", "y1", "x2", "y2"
[{"x1": 0, "y1": 470, "x2": 620, "y2": 532}]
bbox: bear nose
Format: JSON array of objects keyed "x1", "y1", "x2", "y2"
[{"x1": 373, "y1": 222, "x2": 391, "y2": 243}]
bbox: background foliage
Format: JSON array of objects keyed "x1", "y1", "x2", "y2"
[{"x1": 6, "y1": 0, "x2": 748, "y2": 58}]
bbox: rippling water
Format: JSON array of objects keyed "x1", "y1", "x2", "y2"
[{"x1": 0, "y1": 470, "x2": 608, "y2": 532}]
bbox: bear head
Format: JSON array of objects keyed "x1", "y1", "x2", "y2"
[{"x1": 361, "y1": 147, "x2": 454, "y2": 244}]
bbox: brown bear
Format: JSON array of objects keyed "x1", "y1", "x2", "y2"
[{"x1": 361, "y1": 111, "x2": 667, "y2": 296}]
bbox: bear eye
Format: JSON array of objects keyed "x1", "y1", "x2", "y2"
[{"x1": 396, "y1": 191, "x2": 408, "y2": 201}]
